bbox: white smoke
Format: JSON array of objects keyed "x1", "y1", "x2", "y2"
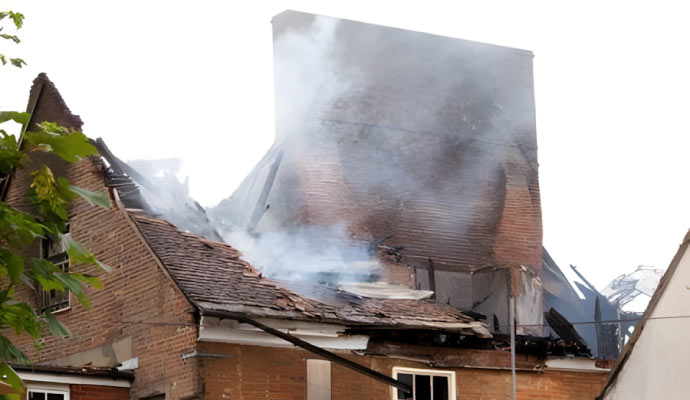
[
  {"x1": 208, "y1": 12, "x2": 539, "y2": 288},
  {"x1": 223, "y1": 224, "x2": 380, "y2": 282}
]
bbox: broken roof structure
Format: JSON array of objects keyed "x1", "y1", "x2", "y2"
[
  {"x1": 210, "y1": 9, "x2": 544, "y2": 338},
  {"x1": 598, "y1": 231, "x2": 690, "y2": 399},
  {"x1": 131, "y1": 212, "x2": 489, "y2": 337}
]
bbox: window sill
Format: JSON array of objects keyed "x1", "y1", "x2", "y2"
[{"x1": 46, "y1": 306, "x2": 71, "y2": 315}]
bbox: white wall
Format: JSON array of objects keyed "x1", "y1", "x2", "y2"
[{"x1": 604, "y1": 240, "x2": 690, "y2": 399}]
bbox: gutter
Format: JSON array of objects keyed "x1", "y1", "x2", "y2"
[{"x1": 201, "y1": 308, "x2": 412, "y2": 394}]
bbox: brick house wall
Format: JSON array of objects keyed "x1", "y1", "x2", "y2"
[
  {"x1": 4, "y1": 151, "x2": 202, "y2": 399},
  {"x1": 199, "y1": 342, "x2": 607, "y2": 400},
  {"x1": 69, "y1": 385, "x2": 130, "y2": 400}
]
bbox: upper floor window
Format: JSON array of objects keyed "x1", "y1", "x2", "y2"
[
  {"x1": 38, "y1": 225, "x2": 70, "y2": 313},
  {"x1": 392, "y1": 367, "x2": 455, "y2": 400}
]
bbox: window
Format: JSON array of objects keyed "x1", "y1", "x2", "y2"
[
  {"x1": 392, "y1": 367, "x2": 455, "y2": 400},
  {"x1": 28, "y1": 388, "x2": 69, "y2": 400},
  {"x1": 38, "y1": 226, "x2": 70, "y2": 313}
]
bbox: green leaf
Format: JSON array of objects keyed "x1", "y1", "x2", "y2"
[
  {"x1": 43, "y1": 311, "x2": 70, "y2": 337},
  {"x1": 0, "y1": 336, "x2": 29, "y2": 364},
  {"x1": 30, "y1": 259, "x2": 64, "y2": 291},
  {"x1": 31, "y1": 166, "x2": 68, "y2": 218},
  {"x1": 0, "y1": 34, "x2": 19, "y2": 44},
  {"x1": 0, "y1": 250, "x2": 23, "y2": 284},
  {"x1": 24, "y1": 124, "x2": 98, "y2": 162},
  {"x1": 69, "y1": 185, "x2": 111, "y2": 209},
  {"x1": 9, "y1": 58, "x2": 25, "y2": 68},
  {"x1": 0, "y1": 302, "x2": 40, "y2": 339},
  {"x1": 71, "y1": 273, "x2": 103, "y2": 289},
  {"x1": 0, "y1": 203, "x2": 45, "y2": 247},
  {"x1": 18, "y1": 273, "x2": 34, "y2": 290},
  {"x1": 9, "y1": 11, "x2": 24, "y2": 29},
  {"x1": 62, "y1": 234, "x2": 111, "y2": 272},
  {"x1": 0, "y1": 111, "x2": 29, "y2": 125},
  {"x1": 0, "y1": 54, "x2": 5, "y2": 65},
  {"x1": 53, "y1": 272, "x2": 83, "y2": 294},
  {"x1": 0, "y1": 363, "x2": 24, "y2": 392},
  {"x1": 0, "y1": 288, "x2": 14, "y2": 305},
  {"x1": 0, "y1": 130, "x2": 25, "y2": 174}
]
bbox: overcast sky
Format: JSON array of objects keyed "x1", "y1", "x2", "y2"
[{"x1": 2, "y1": 0, "x2": 689, "y2": 290}]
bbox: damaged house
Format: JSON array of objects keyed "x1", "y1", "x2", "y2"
[{"x1": 2, "y1": 11, "x2": 617, "y2": 400}]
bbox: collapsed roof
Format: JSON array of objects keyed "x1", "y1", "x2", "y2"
[{"x1": 130, "y1": 212, "x2": 490, "y2": 337}]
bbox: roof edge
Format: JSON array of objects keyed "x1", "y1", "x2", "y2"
[
  {"x1": 11, "y1": 364, "x2": 134, "y2": 381},
  {"x1": 112, "y1": 187, "x2": 202, "y2": 315},
  {"x1": 598, "y1": 229, "x2": 690, "y2": 398}
]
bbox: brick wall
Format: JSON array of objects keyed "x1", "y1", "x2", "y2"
[
  {"x1": 70, "y1": 385, "x2": 130, "y2": 400},
  {"x1": 4, "y1": 154, "x2": 202, "y2": 399},
  {"x1": 493, "y1": 158, "x2": 543, "y2": 272},
  {"x1": 199, "y1": 342, "x2": 606, "y2": 400}
]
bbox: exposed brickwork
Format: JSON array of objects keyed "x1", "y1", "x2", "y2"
[
  {"x1": 4, "y1": 153, "x2": 202, "y2": 399},
  {"x1": 70, "y1": 384, "x2": 130, "y2": 400},
  {"x1": 199, "y1": 342, "x2": 308, "y2": 400},
  {"x1": 199, "y1": 343, "x2": 606, "y2": 400},
  {"x1": 493, "y1": 158, "x2": 543, "y2": 272}
]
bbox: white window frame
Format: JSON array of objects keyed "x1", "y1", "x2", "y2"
[
  {"x1": 391, "y1": 367, "x2": 456, "y2": 400},
  {"x1": 27, "y1": 384, "x2": 70, "y2": 400},
  {"x1": 38, "y1": 232, "x2": 71, "y2": 313}
]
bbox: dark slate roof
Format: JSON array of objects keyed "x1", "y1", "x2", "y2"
[{"x1": 129, "y1": 212, "x2": 490, "y2": 337}]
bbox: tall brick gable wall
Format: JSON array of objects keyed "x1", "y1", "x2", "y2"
[{"x1": 3, "y1": 152, "x2": 202, "y2": 398}]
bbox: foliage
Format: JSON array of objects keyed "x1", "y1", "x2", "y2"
[
  {"x1": 0, "y1": 10, "x2": 111, "y2": 398},
  {"x1": 0, "y1": 11, "x2": 25, "y2": 68},
  {"x1": 0, "y1": 113, "x2": 111, "y2": 398}
]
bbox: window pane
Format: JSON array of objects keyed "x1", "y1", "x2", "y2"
[
  {"x1": 433, "y1": 376, "x2": 449, "y2": 400},
  {"x1": 397, "y1": 373, "x2": 413, "y2": 400},
  {"x1": 415, "y1": 375, "x2": 431, "y2": 400},
  {"x1": 47, "y1": 394, "x2": 65, "y2": 400},
  {"x1": 29, "y1": 393, "x2": 46, "y2": 400}
]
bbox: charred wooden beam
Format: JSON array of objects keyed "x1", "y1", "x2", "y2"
[
  {"x1": 248, "y1": 150, "x2": 283, "y2": 233},
  {"x1": 428, "y1": 258, "x2": 436, "y2": 299},
  {"x1": 366, "y1": 340, "x2": 544, "y2": 371}
]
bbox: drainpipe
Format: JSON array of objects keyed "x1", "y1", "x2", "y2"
[{"x1": 509, "y1": 295, "x2": 516, "y2": 400}]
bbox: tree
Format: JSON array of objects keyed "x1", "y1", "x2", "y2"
[{"x1": 0, "y1": 11, "x2": 110, "y2": 398}]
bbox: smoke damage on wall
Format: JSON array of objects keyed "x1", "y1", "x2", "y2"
[{"x1": 208, "y1": 10, "x2": 542, "y2": 322}]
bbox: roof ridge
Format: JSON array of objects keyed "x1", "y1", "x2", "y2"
[{"x1": 26, "y1": 73, "x2": 83, "y2": 130}]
